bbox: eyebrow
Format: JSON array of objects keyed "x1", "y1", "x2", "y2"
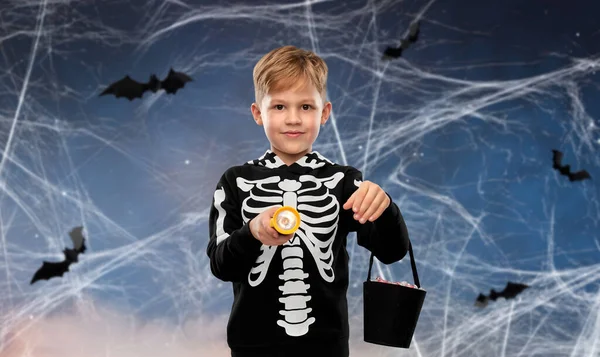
[{"x1": 271, "y1": 98, "x2": 316, "y2": 103}]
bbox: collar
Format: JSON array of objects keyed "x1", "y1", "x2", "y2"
[{"x1": 247, "y1": 150, "x2": 335, "y2": 170}]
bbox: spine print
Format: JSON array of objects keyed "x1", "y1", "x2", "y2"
[{"x1": 276, "y1": 191, "x2": 315, "y2": 336}]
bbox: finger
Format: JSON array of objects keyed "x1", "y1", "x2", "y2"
[
  {"x1": 352, "y1": 184, "x2": 370, "y2": 216},
  {"x1": 281, "y1": 233, "x2": 295, "y2": 241},
  {"x1": 343, "y1": 192, "x2": 355, "y2": 210},
  {"x1": 264, "y1": 215, "x2": 279, "y2": 237},
  {"x1": 260, "y1": 236, "x2": 275, "y2": 246},
  {"x1": 351, "y1": 185, "x2": 368, "y2": 214},
  {"x1": 344, "y1": 180, "x2": 364, "y2": 210},
  {"x1": 368, "y1": 195, "x2": 390, "y2": 222},
  {"x1": 268, "y1": 205, "x2": 283, "y2": 216},
  {"x1": 264, "y1": 238, "x2": 280, "y2": 247},
  {"x1": 358, "y1": 186, "x2": 379, "y2": 219},
  {"x1": 363, "y1": 191, "x2": 386, "y2": 222},
  {"x1": 265, "y1": 225, "x2": 280, "y2": 239},
  {"x1": 267, "y1": 234, "x2": 292, "y2": 246}
]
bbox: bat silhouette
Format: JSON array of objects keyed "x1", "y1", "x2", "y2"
[
  {"x1": 99, "y1": 68, "x2": 193, "y2": 101},
  {"x1": 30, "y1": 226, "x2": 87, "y2": 284},
  {"x1": 475, "y1": 281, "x2": 529, "y2": 308},
  {"x1": 552, "y1": 149, "x2": 591, "y2": 182},
  {"x1": 382, "y1": 21, "x2": 420, "y2": 60}
]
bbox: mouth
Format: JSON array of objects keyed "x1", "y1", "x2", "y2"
[{"x1": 284, "y1": 131, "x2": 304, "y2": 137}]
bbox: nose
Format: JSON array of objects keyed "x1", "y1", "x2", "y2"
[{"x1": 285, "y1": 109, "x2": 302, "y2": 124}]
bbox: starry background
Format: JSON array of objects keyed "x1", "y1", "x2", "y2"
[{"x1": 0, "y1": 0, "x2": 599, "y2": 356}]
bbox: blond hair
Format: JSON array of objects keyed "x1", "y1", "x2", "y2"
[{"x1": 253, "y1": 45, "x2": 328, "y2": 107}]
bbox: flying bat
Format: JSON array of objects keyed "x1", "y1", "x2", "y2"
[
  {"x1": 475, "y1": 281, "x2": 529, "y2": 308},
  {"x1": 552, "y1": 149, "x2": 591, "y2": 182},
  {"x1": 382, "y1": 21, "x2": 420, "y2": 60},
  {"x1": 30, "y1": 226, "x2": 87, "y2": 284},
  {"x1": 99, "y1": 68, "x2": 193, "y2": 101}
]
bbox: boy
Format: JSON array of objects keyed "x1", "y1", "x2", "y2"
[{"x1": 207, "y1": 45, "x2": 410, "y2": 357}]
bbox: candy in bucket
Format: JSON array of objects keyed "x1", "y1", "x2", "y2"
[{"x1": 373, "y1": 276, "x2": 423, "y2": 290}]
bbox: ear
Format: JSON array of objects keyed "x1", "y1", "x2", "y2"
[
  {"x1": 251, "y1": 103, "x2": 263, "y2": 126},
  {"x1": 320, "y1": 101, "x2": 332, "y2": 126}
]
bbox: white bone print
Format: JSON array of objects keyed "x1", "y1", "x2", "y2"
[
  {"x1": 236, "y1": 172, "x2": 345, "y2": 337},
  {"x1": 276, "y1": 179, "x2": 314, "y2": 336},
  {"x1": 237, "y1": 176, "x2": 282, "y2": 287}
]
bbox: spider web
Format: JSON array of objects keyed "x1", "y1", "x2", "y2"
[{"x1": 0, "y1": 0, "x2": 599, "y2": 356}]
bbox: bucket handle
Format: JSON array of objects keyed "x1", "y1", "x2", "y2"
[{"x1": 366, "y1": 239, "x2": 421, "y2": 288}]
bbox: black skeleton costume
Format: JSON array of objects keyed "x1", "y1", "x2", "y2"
[{"x1": 207, "y1": 150, "x2": 410, "y2": 357}]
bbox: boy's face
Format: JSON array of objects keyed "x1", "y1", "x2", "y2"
[{"x1": 251, "y1": 78, "x2": 331, "y2": 165}]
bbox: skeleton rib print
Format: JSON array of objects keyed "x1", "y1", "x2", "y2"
[{"x1": 236, "y1": 171, "x2": 345, "y2": 337}]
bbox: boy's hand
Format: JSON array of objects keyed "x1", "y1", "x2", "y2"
[
  {"x1": 249, "y1": 206, "x2": 295, "y2": 246},
  {"x1": 343, "y1": 181, "x2": 390, "y2": 224}
]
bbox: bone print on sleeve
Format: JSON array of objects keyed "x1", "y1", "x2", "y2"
[
  {"x1": 343, "y1": 167, "x2": 410, "y2": 264},
  {"x1": 206, "y1": 169, "x2": 263, "y2": 282}
]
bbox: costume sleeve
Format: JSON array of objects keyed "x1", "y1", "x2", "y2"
[
  {"x1": 206, "y1": 169, "x2": 263, "y2": 282},
  {"x1": 343, "y1": 167, "x2": 410, "y2": 264}
]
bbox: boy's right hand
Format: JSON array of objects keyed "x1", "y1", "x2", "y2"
[{"x1": 249, "y1": 206, "x2": 295, "y2": 246}]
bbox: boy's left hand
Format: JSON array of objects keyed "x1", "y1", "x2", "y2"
[{"x1": 343, "y1": 181, "x2": 390, "y2": 224}]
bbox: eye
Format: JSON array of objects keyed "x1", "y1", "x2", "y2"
[
  {"x1": 274, "y1": 105, "x2": 284, "y2": 110},
  {"x1": 302, "y1": 104, "x2": 312, "y2": 110}
]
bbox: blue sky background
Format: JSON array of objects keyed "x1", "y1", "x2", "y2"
[{"x1": 0, "y1": 0, "x2": 599, "y2": 356}]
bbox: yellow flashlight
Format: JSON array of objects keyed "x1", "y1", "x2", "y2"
[{"x1": 270, "y1": 206, "x2": 301, "y2": 235}]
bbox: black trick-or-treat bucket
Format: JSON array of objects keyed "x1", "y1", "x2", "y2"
[{"x1": 363, "y1": 240, "x2": 426, "y2": 349}]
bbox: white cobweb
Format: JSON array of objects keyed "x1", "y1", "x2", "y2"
[{"x1": 1, "y1": 0, "x2": 599, "y2": 356}]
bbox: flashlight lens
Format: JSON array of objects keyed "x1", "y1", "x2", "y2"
[{"x1": 277, "y1": 211, "x2": 297, "y2": 230}]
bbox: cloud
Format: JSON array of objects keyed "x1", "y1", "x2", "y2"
[
  {"x1": 1, "y1": 298, "x2": 391, "y2": 357},
  {"x1": 1, "y1": 298, "x2": 230, "y2": 357}
]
